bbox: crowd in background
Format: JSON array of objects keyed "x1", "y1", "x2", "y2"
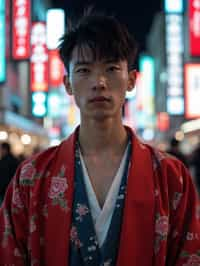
[{"x1": 0, "y1": 138, "x2": 200, "y2": 206}]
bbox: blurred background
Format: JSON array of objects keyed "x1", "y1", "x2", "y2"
[{"x1": 0, "y1": 0, "x2": 199, "y2": 164}]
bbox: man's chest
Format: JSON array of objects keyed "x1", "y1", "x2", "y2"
[{"x1": 82, "y1": 156, "x2": 122, "y2": 208}]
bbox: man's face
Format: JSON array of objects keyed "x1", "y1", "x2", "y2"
[{"x1": 64, "y1": 46, "x2": 136, "y2": 122}]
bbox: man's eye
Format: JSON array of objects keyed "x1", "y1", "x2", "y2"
[
  {"x1": 76, "y1": 68, "x2": 90, "y2": 73},
  {"x1": 107, "y1": 66, "x2": 120, "y2": 72}
]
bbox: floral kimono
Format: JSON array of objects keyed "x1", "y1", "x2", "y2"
[
  {"x1": 0, "y1": 126, "x2": 200, "y2": 266},
  {"x1": 69, "y1": 141, "x2": 131, "y2": 266}
]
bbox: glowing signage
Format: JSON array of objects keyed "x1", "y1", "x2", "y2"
[
  {"x1": 0, "y1": 0, "x2": 5, "y2": 82},
  {"x1": 47, "y1": 9, "x2": 65, "y2": 50},
  {"x1": 164, "y1": 0, "x2": 183, "y2": 13},
  {"x1": 49, "y1": 50, "x2": 64, "y2": 87},
  {"x1": 139, "y1": 56, "x2": 155, "y2": 117},
  {"x1": 139, "y1": 55, "x2": 155, "y2": 128},
  {"x1": 48, "y1": 90, "x2": 62, "y2": 118},
  {"x1": 30, "y1": 22, "x2": 48, "y2": 92},
  {"x1": 165, "y1": 14, "x2": 184, "y2": 115},
  {"x1": 185, "y1": 64, "x2": 200, "y2": 119},
  {"x1": 189, "y1": 0, "x2": 200, "y2": 56},
  {"x1": 12, "y1": 0, "x2": 31, "y2": 59},
  {"x1": 32, "y1": 92, "x2": 47, "y2": 117}
]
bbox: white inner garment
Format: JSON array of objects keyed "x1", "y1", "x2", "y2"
[{"x1": 79, "y1": 145, "x2": 129, "y2": 247}]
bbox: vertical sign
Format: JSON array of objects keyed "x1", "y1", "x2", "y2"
[
  {"x1": 31, "y1": 22, "x2": 48, "y2": 117},
  {"x1": 139, "y1": 55, "x2": 155, "y2": 127},
  {"x1": 0, "y1": 0, "x2": 6, "y2": 82},
  {"x1": 30, "y1": 22, "x2": 48, "y2": 92},
  {"x1": 165, "y1": 14, "x2": 184, "y2": 115},
  {"x1": 46, "y1": 9, "x2": 65, "y2": 50},
  {"x1": 189, "y1": 0, "x2": 200, "y2": 56},
  {"x1": 12, "y1": 0, "x2": 31, "y2": 59},
  {"x1": 49, "y1": 50, "x2": 64, "y2": 87},
  {"x1": 185, "y1": 64, "x2": 200, "y2": 119}
]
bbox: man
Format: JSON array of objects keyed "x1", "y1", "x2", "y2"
[
  {"x1": 0, "y1": 11, "x2": 200, "y2": 266},
  {"x1": 0, "y1": 142, "x2": 19, "y2": 204}
]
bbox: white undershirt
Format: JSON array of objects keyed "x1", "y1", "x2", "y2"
[{"x1": 79, "y1": 145, "x2": 129, "y2": 247}]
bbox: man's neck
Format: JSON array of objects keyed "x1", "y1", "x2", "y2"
[{"x1": 78, "y1": 120, "x2": 128, "y2": 156}]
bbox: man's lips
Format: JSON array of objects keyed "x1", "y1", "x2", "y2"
[{"x1": 89, "y1": 96, "x2": 110, "y2": 102}]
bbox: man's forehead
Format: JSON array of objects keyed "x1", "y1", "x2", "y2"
[{"x1": 70, "y1": 45, "x2": 116, "y2": 64}]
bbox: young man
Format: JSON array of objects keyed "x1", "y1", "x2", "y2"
[{"x1": 0, "y1": 12, "x2": 200, "y2": 266}]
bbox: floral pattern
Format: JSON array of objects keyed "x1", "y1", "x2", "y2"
[
  {"x1": 0, "y1": 130, "x2": 200, "y2": 265},
  {"x1": 155, "y1": 215, "x2": 169, "y2": 236},
  {"x1": 69, "y1": 141, "x2": 131, "y2": 266},
  {"x1": 48, "y1": 166, "x2": 68, "y2": 211},
  {"x1": 20, "y1": 161, "x2": 36, "y2": 185},
  {"x1": 48, "y1": 176, "x2": 68, "y2": 199},
  {"x1": 75, "y1": 203, "x2": 89, "y2": 222},
  {"x1": 12, "y1": 188, "x2": 24, "y2": 209},
  {"x1": 154, "y1": 214, "x2": 169, "y2": 254},
  {"x1": 70, "y1": 225, "x2": 82, "y2": 249},
  {"x1": 183, "y1": 254, "x2": 200, "y2": 266}
]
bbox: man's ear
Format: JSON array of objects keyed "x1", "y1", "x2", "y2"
[
  {"x1": 127, "y1": 69, "x2": 137, "y2": 92},
  {"x1": 63, "y1": 75, "x2": 73, "y2": 95}
]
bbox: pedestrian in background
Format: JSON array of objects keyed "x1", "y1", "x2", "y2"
[
  {"x1": 167, "y1": 137, "x2": 189, "y2": 168},
  {"x1": 0, "y1": 142, "x2": 19, "y2": 204},
  {"x1": 0, "y1": 9, "x2": 199, "y2": 266}
]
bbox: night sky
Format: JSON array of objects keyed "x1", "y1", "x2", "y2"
[{"x1": 52, "y1": 0, "x2": 162, "y2": 53}]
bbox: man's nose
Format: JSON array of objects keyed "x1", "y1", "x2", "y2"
[{"x1": 92, "y1": 73, "x2": 107, "y2": 90}]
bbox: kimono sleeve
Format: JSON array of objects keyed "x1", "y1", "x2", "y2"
[
  {"x1": 0, "y1": 166, "x2": 29, "y2": 265},
  {"x1": 167, "y1": 164, "x2": 200, "y2": 265}
]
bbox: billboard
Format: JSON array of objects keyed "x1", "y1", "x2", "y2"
[
  {"x1": 30, "y1": 22, "x2": 48, "y2": 92},
  {"x1": 185, "y1": 64, "x2": 200, "y2": 119},
  {"x1": 12, "y1": 0, "x2": 31, "y2": 59},
  {"x1": 189, "y1": 0, "x2": 200, "y2": 56}
]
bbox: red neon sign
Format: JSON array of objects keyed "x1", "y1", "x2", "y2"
[
  {"x1": 189, "y1": 0, "x2": 200, "y2": 56},
  {"x1": 12, "y1": 0, "x2": 31, "y2": 59},
  {"x1": 49, "y1": 50, "x2": 64, "y2": 87},
  {"x1": 30, "y1": 22, "x2": 48, "y2": 92},
  {"x1": 185, "y1": 64, "x2": 200, "y2": 119}
]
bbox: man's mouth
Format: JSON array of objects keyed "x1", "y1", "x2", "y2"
[{"x1": 89, "y1": 96, "x2": 110, "y2": 102}]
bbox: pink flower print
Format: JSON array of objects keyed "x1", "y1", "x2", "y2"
[
  {"x1": 70, "y1": 226, "x2": 78, "y2": 242},
  {"x1": 20, "y1": 162, "x2": 36, "y2": 181},
  {"x1": 76, "y1": 203, "x2": 89, "y2": 221},
  {"x1": 70, "y1": 226, "x2": 82, "y2": 248},
  {"x1": 30, "y1": 218, "x2": 36, "y2": 233},
  {"x1": 186, "y1": 232, "x2": 194, "y2": 241},
  {"x1": 172, "y1": 192, "x2": 182, "y2": 210},
  {"x1": 155, "y1": 189, "x2": 159, "y2": 197},
  {"x1": 14, "y1": 248, "x2": 22, "y2": 257},
  {"x1": 12, "y1": 188, "x2": 23, "y2": 208},
  {"x1": 155, "y1": 216, "x2": 169, "y2": 236},
  {"x1": 183, "y1": 254, "x2": 200, "y2": 266},
  {"x1": 48, "y1": 176, "x2": 68, "y2": 199}
]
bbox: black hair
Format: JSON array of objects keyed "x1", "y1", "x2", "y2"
[{"x1": 58, "y1": 9, "x2": 138, "y2": 73}]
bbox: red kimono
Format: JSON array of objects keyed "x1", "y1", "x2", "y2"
[{"x1": 0, "y1": 126, "x2": 200, "y2": 266}]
